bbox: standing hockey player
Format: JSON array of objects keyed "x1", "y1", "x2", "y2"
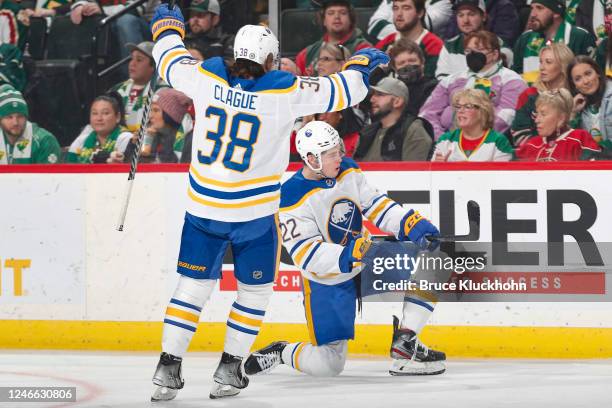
[
  {"x1": 148, "y1": 3, "x2": 390, "y2": 401},
  {"x1": 244, "y1": 121, "x2": 446, "y2": 378}
]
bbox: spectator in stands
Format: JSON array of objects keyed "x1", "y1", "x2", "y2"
[
  {"x1": 315, "y1": 42, "x2": 351, "y2": 75},
  {"x1": 67, "y1": 93, "x2": 132, "y2": 163},
  {"x1": 511, "y1": 43, "x2": 574, "y2": 146},
  {"x1": 388, "y1": 38, "x2": 438, "y2": 115},
  {"x1": 420, "y1": 31, "x2": 526, "y2": 139},
  {"x1": 0, "y1": 1, "x2": 20, "y2": 47},
  {"x1": 281, "y1": 57, "x2": 299, "y2": 75},
  {"x1": 70, "y1": 0, "x2": 152, "y2": 70},
  {"x1": 594, "y1": 18, "x2": 612, "y2": 76},
  {"x1": 120, "y1": 88, "x2": 192, "y2": 163},
  {"x1": 431, "y1": 88, "x2": 513, "y2": 161},
  {"x1": 0, "y1": 43, "x2": 26, "y2": 91},
  {"x1": 368, "y1": 0, "x2": 453, "y2": 41},
  {"x1": 354, "y1": 76, "x2": 433, "y2": 161},
  {"x1": 435, "y1": 0, "x2": 513, "y2": 79},
  {"x1": 564, "y1": 0, "x2": 609, "y2": 43},
  {"x1": 443, "y1": 0, "x2": 520, "y2": 47},
  {"x1": 0, "y1": 84, "x2": 61, "y2": 164},
  {"x1": 516, "y1": 88, "x2": 601, "y2": 160},
  {"x1": 109, "y1": 41, "x2": 158, "y2": 133},
  {"x1": 568, "y1": 55, "x2": 612, "y2": 153},
  {"x1": 296, "y1": 0, "x2": 371, "y2": 75},
  {"x1": 375, "y1": 0, "x2": 443, "y2": 79},
  {"x1": 184, "y1": 0, "x2": 234, "y2": 62},
  {"x1": 512, "y1": 0, "x2": 596, "y2": 84}
]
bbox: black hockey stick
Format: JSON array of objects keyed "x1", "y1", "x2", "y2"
[
  {"x1": 426, "y1": 200, "x2": 480, "y2": 242},
  {"x1": 116, "y1": 0, "x2": 176, "y2": 231}
]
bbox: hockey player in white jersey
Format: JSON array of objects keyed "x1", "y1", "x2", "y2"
[
  {"x1": 244, "y1": 121, "x2": 446, "y2": 378},
  {"x1": 148, "y1": 2, "x2": 390, "y2": 402}
]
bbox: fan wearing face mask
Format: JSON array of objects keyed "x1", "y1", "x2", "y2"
[{"x1": 419, "y1": 30, "x2": 527, "y2": 140}]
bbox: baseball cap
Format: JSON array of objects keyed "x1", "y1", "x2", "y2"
[
  {"x1": 312, "y1": 0, "x2": 353, "y2": 9},
  {"x1": 189, "y1": 0, "x2": 221, "y2": 15},
  {"x1": 371, "y1": 77, "x2": 409, "y2": 102},
  {"x1": 126, "y1": 41, "x2": 154, "y2": 60},
  {"x1": 452, "y1": 0, "x2": 486, "y2": 13}
]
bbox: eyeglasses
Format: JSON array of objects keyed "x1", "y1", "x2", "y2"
[{"x1": 453, "y1": 103, "x2": 480, "y2": 111}]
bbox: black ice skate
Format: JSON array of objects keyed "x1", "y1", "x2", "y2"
[
  {"x1": 209, "y1": 352, "x2": 249, "y2": 399},
  {"x1": 389, "y1": 315, "x2": 446, "y2": 376},
  {"x1": 244, "y1": 341, "x2": 288, "y2": 375},
  {"x1": 151, "y1": 352, "x2": 184, "y2": 402}
]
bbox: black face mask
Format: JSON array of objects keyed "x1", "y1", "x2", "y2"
[
  {"x1": 466, "y1": 51, "x2": 487, "y2": 73},
  {"x1": 396, "y1": 65, "x2": 422, "y2": 84}
]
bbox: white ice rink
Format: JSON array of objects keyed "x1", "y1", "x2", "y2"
[{"x1": 0, "y1": 351, "x2": 610, "y2": 408}]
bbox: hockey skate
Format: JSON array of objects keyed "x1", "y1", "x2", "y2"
[
  {"x1": 151, "y1": 352, "x2": 184, "y2": 402},
  {"x1": 389, "y1": 316, "x2": 446, "y2": 376},
  {"x1": 244, "y1": 341, "x2": 288, "y2": 375},
  {"x1": 209, "y1": 352, "x2": 249, "y2": 399}
]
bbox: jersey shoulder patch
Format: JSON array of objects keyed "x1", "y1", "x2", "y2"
[
  {"x1": 251, "y1": 70, "x2": 298, "y2": 94},
  {"x1": 200, "y1": 57, "x2": 230, "y2": 85}
]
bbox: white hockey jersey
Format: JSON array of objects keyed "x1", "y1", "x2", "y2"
[
  {"x1": 279, "y1": 158, "x2": 409, "y2": 285},
  {"x1": 152, "y1": 35, "x2": 369, "y2": 222}
]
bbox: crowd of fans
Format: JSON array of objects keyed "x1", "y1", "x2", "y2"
[{"x1": 1, "y1": 0, "x2": 611, "y2": 164}]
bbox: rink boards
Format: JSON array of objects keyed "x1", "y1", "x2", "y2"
[{"x1": 1, "y1": 162, "x2": 612, "y2": 357}]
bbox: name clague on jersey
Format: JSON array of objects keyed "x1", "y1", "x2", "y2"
[{"x1": 213, "y1": 85, "x2": 258, "y2": 111}]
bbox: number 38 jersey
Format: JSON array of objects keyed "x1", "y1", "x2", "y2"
[
  {"x1": 152, "y1": 35, "x2": 369, "y2": 222},
  {"x1": 279, "y1": 158, "x2": 409, "y2": 285}
]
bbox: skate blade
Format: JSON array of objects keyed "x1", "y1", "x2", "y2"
[
  {"x1": 151, "y1": 385, "x2": 178, "y2": 401},
  {"x1": 389, "y1": 359, "x2": 446, "y2": 376},
  {"x1": 209, "y1": 382, "x2": 241, "y2": 399}
]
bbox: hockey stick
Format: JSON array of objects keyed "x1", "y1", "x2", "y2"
[
  {"x1": 116, "y1": 0, "x2": 176, "y2": 231},
  {"x1": 427, "y1": 200, "x2": 480, "y2": 242}
]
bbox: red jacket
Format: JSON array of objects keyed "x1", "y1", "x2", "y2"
[{"x1": 516, "y1": 129, "x2": 601, "y2": 161}]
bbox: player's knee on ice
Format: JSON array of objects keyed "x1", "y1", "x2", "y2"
[{"x1": 303, "y1": 341, "x2": 347, "y2": 377}]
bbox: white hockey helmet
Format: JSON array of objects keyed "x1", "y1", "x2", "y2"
[
  {"x1": 233, "y1": 25, "x2": 279, "y2": 67},
  {"x1": 296, "y1": 121, "x2": 344, "y2": 173}
]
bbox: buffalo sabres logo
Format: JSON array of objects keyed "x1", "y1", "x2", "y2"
[{"x1": 327, "y1": 198, "x2": 362, "y2": 245}]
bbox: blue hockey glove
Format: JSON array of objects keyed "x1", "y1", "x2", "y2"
[
  {"x1": 398, "y1": 210, "x2": 440, "y2": 251},
  {"x1": 339, "y1": 235, "x2": 372, "y2": 273},
  {"x1": 342, "y1": 48, "x2": 390, "y2": 80},
  {"x1": 150, "y1": 4, "x2": 185, "y2": 41}
]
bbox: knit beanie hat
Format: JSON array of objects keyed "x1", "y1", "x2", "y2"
[
  {"x1": 532, "y1": 0, "x2": 565, "y2": 16},
  {"x1": 0, "y1": 84, "x2": 28, "y2": 118},
  {"x1": 152, "y1": 88, "x2": 192, "y2": 126}
]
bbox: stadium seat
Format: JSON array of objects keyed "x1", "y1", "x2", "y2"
[
  {"x1": 280, "y1": 7, "x2": 376, "y2": 57},
  {"x1": 26, "y1": 17, "x2": 47, "y2": 60}
]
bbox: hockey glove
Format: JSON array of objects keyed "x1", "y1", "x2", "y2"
[
  {"x1": 398, "y1": 210, "x2": 440, "y2": 251},
  {"x1": 342, "y1": 48, "x2": 390, "y2": 83},
  {"x1": 150, "y1": 4, "x2": 185, "y2": 41},
  {"x1": 339, "y1": 235, "x2": 372, "y2": 273}
]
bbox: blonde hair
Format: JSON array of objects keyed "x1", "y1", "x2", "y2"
[
  {"x1": 452, "y1": 88, "x2": 495, "y2": 129},
  {"x1": 534, "y1": 43, "x2": 575, "y2": 92},
  {"x1": 319, "y1": 42, "x2": 351, "y2": 62},
  {"x1": 535, "y1": 88, "x2": 574, "y2": 120}
]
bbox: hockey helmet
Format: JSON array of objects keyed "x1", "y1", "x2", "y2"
[
  {"x1": 233, "y1": 25, "x2": 279, "y2": 68},
  {"x1": 296, "y1": 121, "x2": 345, "y2": 173}
]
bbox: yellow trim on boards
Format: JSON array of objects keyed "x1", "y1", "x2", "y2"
[
  {"x1": 190, "y1": 165, "x2": 281, "y2": 188},
  {"x1": 188, "y1": 187, "x2": 279, "y2": 209},
  {"x1": 1, "y1": 321, "x2": 612, "y2": 358},
  {"x1": 197, "y1": 65, "x2": 229, "y2": 86}
]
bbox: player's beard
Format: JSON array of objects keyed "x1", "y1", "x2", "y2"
[
  {"x1": 531, "y1": 14, "x2": 554, "y2": 33},
  {"x1": 396, "y1": 17, "x2": 419, "y2": 34}
]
